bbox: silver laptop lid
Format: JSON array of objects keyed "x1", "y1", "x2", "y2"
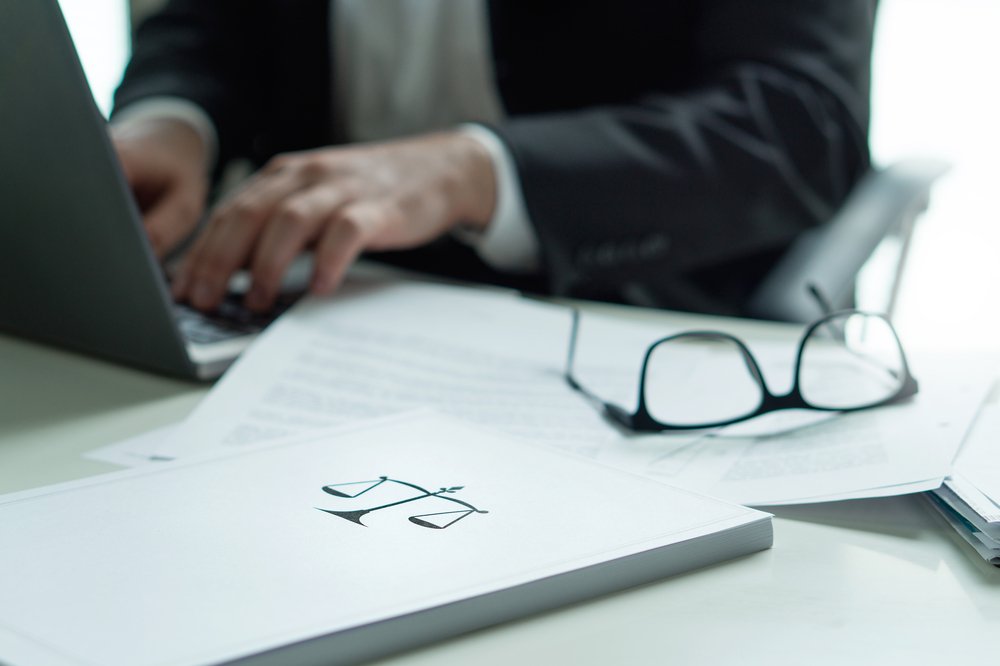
[{"x1": 0, "y1": 0, "x2": 201, "y2": 378}]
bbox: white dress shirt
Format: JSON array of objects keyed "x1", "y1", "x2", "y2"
[{"x1": 114, "y1": 0, "x2": 540, "y2": 273}]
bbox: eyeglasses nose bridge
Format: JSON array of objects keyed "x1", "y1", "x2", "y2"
[{"x1": 765, "y1": 389, "x2": 807, "y2": 411}]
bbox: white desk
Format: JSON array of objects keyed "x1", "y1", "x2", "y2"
[{"x1": 1, "y1": 306, "x2": 998, "y2": 666}]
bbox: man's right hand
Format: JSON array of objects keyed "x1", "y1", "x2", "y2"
[{"x1": 110, "y1": 118, "x2": 210, "y2": 258}]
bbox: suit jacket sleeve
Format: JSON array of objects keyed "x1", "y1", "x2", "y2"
[
  {"x1": 115, "y1": 0, "x2": 875, "y2": 315},
  {"x1": 489, "y1": 0, "x2": 875, "y2": 313},
  {"x1": 112, "y1": 0, "x2": 333, "y2": 174}
]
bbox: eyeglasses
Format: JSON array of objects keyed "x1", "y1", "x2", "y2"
[{"x1": 564, "y1": 308, "x2": 919, "y2": 432}]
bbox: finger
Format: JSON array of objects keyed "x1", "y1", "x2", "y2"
[
  {"x1": 246, "y1": 185, "x2": 353, "y2": 311},
  {"x1": 311, "y1": 203, "x2": 387, "y2": 295},
  {"x1": 169, "y1": 225, "x2": 210, "y2": 301},
  {"x1": 177, "y1": 168, "x2": 304, "y2": 310},
  {"x1": 142, "y1": 185, "x2": 204, "y2": 257},
  {"x1": 110, "y1": 147, "x2": 186, "y2": 256},
  {"x1": 114, "y1": 145, "x2": 139, "y2": 186}
]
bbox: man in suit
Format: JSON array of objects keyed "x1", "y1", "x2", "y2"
[{"x1": 111, "y1": 0, "x2": 876, "y2": 316}]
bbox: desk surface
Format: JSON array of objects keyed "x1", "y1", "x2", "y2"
[{"x1": 1, "y1": 305, "x2": 998, "y2": 666}]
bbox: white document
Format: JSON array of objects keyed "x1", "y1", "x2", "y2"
[
  {"x1": 148, "y1": 279, "x2": 990, "y2": 506},
  {"x1": 0, "y1": 411, "x2": 770, "y2": 666},
  {"x1": 924, "y1": 495, "x2": 1000, "y2": 566},
  {"x1": 945, "y1": 472, "x2": 1000, "y2": 524},
  {"x1": 933, "y1": 484, "x2": 1000, "y2": 541},
  {"x1": 596, "y1": 353, "x2": 990, "y2": 505},
  {"x1": 949, "y1": 399, "x2": 1000, "y2": 510},
  {"x1": 83, "y1": 423, "x2": 177, "y2": 466},
  {"x1": 156, "y1": 279, "x2": 621, "y2": 460},
  {"x1": 782, "y1": 478, "x2": 948, "y2": 504}
]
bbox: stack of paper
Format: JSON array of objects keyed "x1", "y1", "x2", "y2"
[
  {"x1": 926, "y1": 397, "x2": 1000, "y2": 566},
  {"x1": 88, "y1": 277, "x2": 994, "y2": 508},
  {"x1": 0, "y1": 412, "x2": 771, "y2": 666}
]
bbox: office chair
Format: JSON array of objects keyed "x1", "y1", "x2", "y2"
[{"x1": 745, "y1": 158, "x2": 950, "y2": 323}]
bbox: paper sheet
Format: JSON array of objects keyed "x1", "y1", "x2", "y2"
[
  {"x1": 950, "y1": 401, "x2": 1000, "y2": 509},
  {"x1": 934, "y1": 484, "x2": 1000, "y2": 540},
  {"x1": 4, "y1": 411, "x2": 769, "y2": 666},
  {"x1": 945, "y1": 473, "x2": 1000, "y2": 524},
  {"x1": 140, "y1": 279, "x2": 990, "y2": 506},
  {"x1": 924, "y1": 494, "x2": 1000, "y2": 565},
  {"x1": 158, "y1": 279, "x2": 618, "y2": 459},
  {"x1": 84, "y1": 424, "x2": 177, "y2": 466},
  {"x1": 596, "y1": 353, "x2": 990, "y2": 505}
]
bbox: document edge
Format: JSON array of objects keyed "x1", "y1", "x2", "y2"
[{"x1": 224, "y1": 516, "x2": 773, "y2": 666}]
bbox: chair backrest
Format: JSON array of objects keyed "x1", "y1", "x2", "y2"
[{"x1": 745, "y1": 158, "x2": 950, "y2": 323}]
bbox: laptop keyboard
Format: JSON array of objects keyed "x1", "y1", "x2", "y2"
[{"x1": 172, "y1": 291, "x2": 300, "y2": 344}]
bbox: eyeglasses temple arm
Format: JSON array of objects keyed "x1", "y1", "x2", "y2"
[
  {"x1": 565, "y1": 308, "x2": 582, "y2": 382},
  {"x1": 807, "y1": 283, "x2": 836, "y2": 317},
  {"x1": 563, "y1": 309, "x2": 635, "y2": 428}
]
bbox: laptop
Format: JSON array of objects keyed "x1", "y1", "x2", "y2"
[{"x1": 0, "y1": 0, "x2": 290, "y2": 380}]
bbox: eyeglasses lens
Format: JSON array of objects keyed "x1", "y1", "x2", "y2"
[
  {"x1": 798, "y1": 313, "x2": 905, "y2": 409},
  {"x1": 643, "y1": 335, "x2": 764, "y2": 427}
]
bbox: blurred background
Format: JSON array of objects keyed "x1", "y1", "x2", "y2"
[{"x1": 58, "y1": 0, "x2": 999, "y2": 352}]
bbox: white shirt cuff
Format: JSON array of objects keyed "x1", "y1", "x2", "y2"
[
  {"x1": 111, "y1": 97, "x2": 219, "y2": 169},
  {"x1": 454, "y1": 124, "x2": 540, "y2": 274}
]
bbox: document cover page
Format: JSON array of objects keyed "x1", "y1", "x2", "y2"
[{"x1": 0, "y1": 412, "x2": 771, "y2": 666}]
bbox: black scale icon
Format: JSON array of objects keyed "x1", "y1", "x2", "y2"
[{"x1": 317, "y1": 476, "x2": 488, "y2": 529}]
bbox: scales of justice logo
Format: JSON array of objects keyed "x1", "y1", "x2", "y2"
[{"x1": 316, "y1": 476, "x2": 489, "y2": 529}]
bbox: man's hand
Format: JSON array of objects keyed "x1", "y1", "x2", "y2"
[
  {"x1": 110, "y1": 118, "x2": 210, "y2": 257},
  {"x1": 171, "y1": 131, "x2": 496, "y2": 312}
]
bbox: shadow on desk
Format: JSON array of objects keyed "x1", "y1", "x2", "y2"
[
  {"x1": 772, "y1": 495, "x2": 1000, "y2": 584},
  {"x1": 768, "y1": 495, "x2": 933, "y2": 539},
  {"x1": 0, "y1": 332, "x2": 195, "y2": 433}
]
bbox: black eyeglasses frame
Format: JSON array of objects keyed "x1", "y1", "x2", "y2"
[{"x1": 564, "y1": 308, "x2": 919, "y2": 433}]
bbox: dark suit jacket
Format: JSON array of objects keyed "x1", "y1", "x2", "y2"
[{"x1": 114, "y1": 0, "x2": 875, "y2": 315}]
